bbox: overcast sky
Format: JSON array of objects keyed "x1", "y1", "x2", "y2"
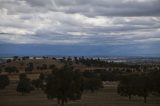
[{"x1": 0, "y1": 0, "x2": 160, "y2": 56}]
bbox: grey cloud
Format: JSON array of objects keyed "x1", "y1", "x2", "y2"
[
  {"x1": 24, "y1": 0, "x2": 160, "y2": 17},
  {"x1": 0, "y1": 0, "x2": 160, "y2": 45},
  {"x1": 1, "y1": 0, "x2": 160, "y2": 17}
]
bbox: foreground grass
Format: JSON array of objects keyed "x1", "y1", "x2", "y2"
[{"x1": 0, "y1": 82, "x2": 160, "y2": 106}]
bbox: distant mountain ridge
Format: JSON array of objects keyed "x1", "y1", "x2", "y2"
[{"x1": 0, "y1": 44, "x2": 160, "y2": 57}]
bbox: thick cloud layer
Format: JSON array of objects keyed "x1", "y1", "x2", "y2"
[
  {"x1": 25, "y1": 0, "x2": 160, "y2": 16},
  {"x1": 0, "y1": 0, "x2": 160, "y2": 47}
]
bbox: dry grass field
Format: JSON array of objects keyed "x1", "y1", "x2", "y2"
[
  {"x1": 1, "y1": 59, "x2": 160, "y2": 106},
  {"x1": 1, "y1": 59, "x2": 103, "y2": 74},
  {"x1": 2, "y1": 59, "x2": 64, "y2": 72},
  {"x1": 0, "y1": 81, "x2": 160, "y2": 106}
]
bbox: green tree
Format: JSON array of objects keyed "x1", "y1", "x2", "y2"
[
  {"x1": 39, "y1": 73, "x2": 45, "y2": 80},
  {"x1": 135, "y1": 74, "x2": 150, "y2": 103},
  {"x1": 0, "y1": 67, "x2": 2, "y2": 73},
  {"x1": 148, "y1": 71, "x2": 160, "y2": 94},
  {"x1": 45, "y1": 65, "x2": 83, "y2": 106},
  {"x1": 0, "y1": 75, "x2": 10, "y2": 89},
  {"x1": 16, "y1": 73, "x2": 33, "y2": 95},
  {"x1": 118, "y1": 73, "x2": 150, "y2": 103},
  {"x1": 117, "y1": 74, "x2": 137, "y2": 100},
  {"x1": 6, "y1": 59, "x2": 11, "y2": 63},
  {"x1": 49, "y1": 64, "x2": 56, "y2": 69},
  {"x1": 31, "y1": 73, "x2": 48, "y2": 90},
  {"x1": 82, "y1": 71, "x2": 103, "y2": 92},
  {"x1": 32, "y1": 79, "x2": 42, "y2": 89},
  {"x1": 25, "y1": 63, "x2": 34, "y2": 72},
  {"x1": 82, "y1": 77, "x2": 103, "y2": 92},
  {"x1": 100, "y1": 71, "x2": 117, "y2": 81}
]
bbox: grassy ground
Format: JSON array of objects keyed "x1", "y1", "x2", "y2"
[
  {"x1": 1, "y1": 59, "x2": 160, "y2": 106},
  {"x1": 0, "y1": 82, "x2": 160, "y2": 106},
  {"x1": 0, "y1": 59, "x2": 103, "y2": 74}
]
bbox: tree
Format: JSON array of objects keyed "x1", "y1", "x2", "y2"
[
  {"x1": 16, "y1": 73, "x2": 33, "y2": 95},
  {"x1": 49, "y1": 64, "x2": 56, "y2": 69},
  {"x1": 118, "y1": 73, "x2": 150, "y2": 103},
  {"x1": 22, "y1": 56, "x2": 29, "y2": 60},
  {"x1": 82, "y1": 77, "x2": 103, "y2": 92},
  {"x1": 74, "y1": 56, "x2": 79, "y2": 64},
  {"x1": 82, "y1": 71, "x2": 103, "y2": 92},
  {"x1": 6, "y1": 59, "x2": 11, "y2": 63},
  {"x1": 117, "y1": 74, "x2": 137, "y2": 100},
  {"x1": 31, "y1": 73, "x2": 47, "y2": 90},
  {"x1": 39, "y1": 64, "x2": 48, "y2": 70},
  {"x1": 83, "y1": 70, "x2": 98, "y2": 79},
  {"x1": 39, "y1": 73, "x2": 48, "y2": 90},
  {"x1": 32, "y1": 79, "x2": 42, "y2": 89},
  {"x1": 99, "y1": 71, "x2": 117, "y2": 81},
  {"x1": 0, "y1": 67, "x2": 2, "y2": 73},
  {"x1": 19, "y1": 73, "x2": 27, "y2": 80},
  {"x1": 5, "y1": 66, "x2": 19, "y2": 73},
  {"x1": 135, "y1": 74, "x2": 150, "y2": 103},
  {"x1": 148, "y1": 70, "x2": 160, "y2": 94},
  {"x1": 45, "y1": 65, "x2": 83, "y2": 106},
  {"x1": 13, "y1": 56, "x2": 18, "y2": 61},
  {"x1": 39, "y1": 73, "x2": 45, "y2": 80},
  {"x1": 25, "y1": 63, "x2": 34, "y2": 72},
  {"x1": 0, "y1": 75, "x2": 10, "y2": 89}
]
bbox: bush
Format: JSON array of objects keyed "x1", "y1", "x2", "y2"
[
  {"x1": 25, "y1": 63, "x2": 34, "y2": 72},
  {"x1": 16, "y1": 73, "x2": 33, "y2": 95},
  {"x1": 0, "y1": 67, "x2": 2, "y2": 73},
  {"x1": 32, "y1": 79, "x2": 42, "y2": 89},
  {"x1": 82, "y1": 77, "x2": 103, "y2": 92},
  {"x1": 0, "y1": 75, "x2": 10, "y2": 89}
]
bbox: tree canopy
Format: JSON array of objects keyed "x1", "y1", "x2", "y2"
[
  {"x1": 16, "y1": 73, "x2": 33, "y2": 95},
  {"x1": 45, "y1": 65, "x2": 83, "y2": 106},
  {"x1": 0, "y1": 75, "x2": 10, "y2": 89}
]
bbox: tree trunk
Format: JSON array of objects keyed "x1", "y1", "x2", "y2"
[
  {"x1": 60, "y1": 102, "x2": 64, "y2": 106},
  {"x1": 21, "y1": 92, "x2": 24, "y2": 96},
  {"x1": 60, "y1": 100, "x2": 64, "y2": 106},
  {"x1": 57, "y1": 99, "x2": 60, "y2": 105},
  {"x1": 144, "y1": 96, "x2": 147, "y2": 103},
  {"x1": 129, "y1": 95, "x2": 131, "y2": 100}
]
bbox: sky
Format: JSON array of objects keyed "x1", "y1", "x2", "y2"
[{"x1": 0, "y1": 0, "x2": 160, "y2": 57}]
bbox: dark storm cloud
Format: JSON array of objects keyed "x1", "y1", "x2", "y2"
[
  {"x1": 25, "y1": 0, "x2": 160, "y2": 17},
  {"x1": 0, "y1": 0, "x2": 160, "y2": 56},
  {"x1": 0, "y1": 0, "x2": 160, "y2": 45}
]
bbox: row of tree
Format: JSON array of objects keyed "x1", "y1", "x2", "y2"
[
  {"x1": 2, "y1": 56, "x2": 160, "y2": 75},
  {"x1": 1, "y1": 62, "x2": 160, "y2": 105},
  {"x1": 117, "y1": 71, "x2": 160, "y2": 103},
  {"x1": 16, "y1": 64, "x2": 103, "y2": 106},
  {"x1": 0, "y1": 63, "x2": 56, "y2": 73}
]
